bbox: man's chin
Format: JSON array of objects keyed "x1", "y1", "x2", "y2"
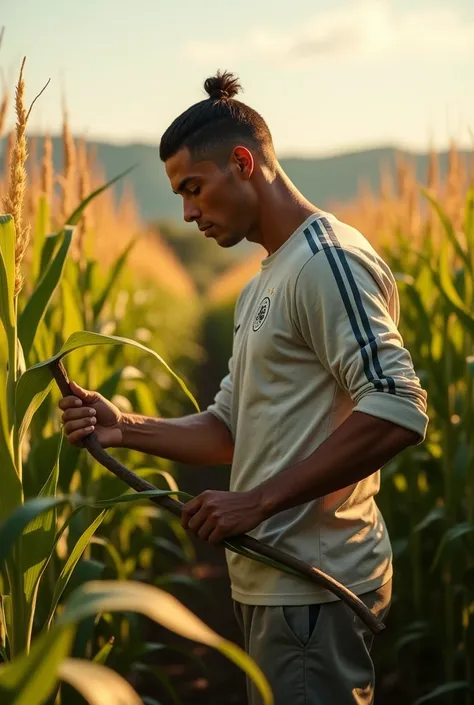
[{"x1": 216, "y1": 231, "x2": 244, "y2": 249}]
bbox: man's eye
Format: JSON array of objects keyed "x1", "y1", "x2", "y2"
[{"x1": 190, "y1": 186, "x2": 201, "y2": 196}]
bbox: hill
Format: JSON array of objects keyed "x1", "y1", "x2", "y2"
[{"x1": 1, "y1": 137, "x2": 472, "y2": 224}]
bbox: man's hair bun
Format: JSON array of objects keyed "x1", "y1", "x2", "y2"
[{"x1": 204, "y1": 70, "x2": 242, "y2": 100}]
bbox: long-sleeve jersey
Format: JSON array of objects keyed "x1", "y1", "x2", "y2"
[{"x1": 208, "y1": 211, "x2": 428, "y2": 605}]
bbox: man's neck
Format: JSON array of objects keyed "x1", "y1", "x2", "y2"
[{"x1": 249, "y1": 168, "x2": 321, "y2": 255}]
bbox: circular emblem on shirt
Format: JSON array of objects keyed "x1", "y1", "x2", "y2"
[{"x1": 252, "y1": 297, "x2": 271, "y2": 331}]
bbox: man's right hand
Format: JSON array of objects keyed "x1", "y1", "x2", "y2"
[{"x1": 58, "y1": 380, "x2": 124, "y2": 448}]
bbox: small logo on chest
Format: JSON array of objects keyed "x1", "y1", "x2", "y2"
[{"x1": 252, "y1": 296, "x2": 271, "y2": 332}]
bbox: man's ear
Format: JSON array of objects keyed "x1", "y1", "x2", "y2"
[{"x1": 232, "y1": 146, "x2": 254, "y2": 179}]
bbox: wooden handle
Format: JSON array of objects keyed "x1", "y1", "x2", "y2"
[{"x1": 50, "y1": 359, "x2": 385, "y2": 635}]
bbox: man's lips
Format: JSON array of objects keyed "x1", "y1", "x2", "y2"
[{"x1": 199, "y1": 224, "x2": 215, "y2": 237}]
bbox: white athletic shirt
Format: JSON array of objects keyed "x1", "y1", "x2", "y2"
[{"x1": 207, "y1": 211, "x2": 429, "y2": 606}]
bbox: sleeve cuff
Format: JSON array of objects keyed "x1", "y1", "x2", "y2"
[
  {"x1": 354, "y1": 392, "x2": 429, "y2": 445},
  {"x1": 207, "y1": 404, "x2": 233, "y2": 435}
]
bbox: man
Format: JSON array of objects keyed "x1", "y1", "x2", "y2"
[{"x1": 59, "y1": 70, "x2": 429, "y2": 704}]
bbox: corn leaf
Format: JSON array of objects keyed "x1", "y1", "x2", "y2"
[
  {"x1": 430, "y1": 522, "x2": 474, "y2": 571},
  {"x1": 2, "y1": 596, "x2": 12, "y2": 645},
  {"x1": 0, "y1": 368, "x2": 21, "y2": 521},
  {"x1": 0, "y1": 216, "x2": 16, "y2": 339},
  {"x1": 413, "y1": 681, "x2": 473, "y2": 704},
  {"x1": 153, "y1": 469, "x2": 179, "y2": 492},
  {"x1": 394, "y1": 624, "x2": 429, "y2": 653},
  {"x1": 0, "y1": 216, "x2": 17, "y2": 442},
  {"x1": 31, "y1": 196, "x2": 51, "y2": 283},
  {"x1": 223, "y1": 538, "x2": 303, "y2": 580},
  {"x1": 153, "y1": 537, "x2": 190, "y2": 565},
  {"x1": 154, "y1": 573, "x2": 207, "y2": 597},
  {"x1": 43, "y1": 490, "x2": 191, "y2": 624},
  {"x1": 97, "y1": 369, "x2": 123, "y2": 399},
  {"x1": 18, "y1": 227, "x2": 75, "y2": 361},
  {"x1": 46, "y1": 510, "x2": 109, "y2": 627},
  {"x1": 438, "y1": 237, "x2": 470, "y2": 315},
  {"x1": 399, "y1": 281, "x2": 433, "y2": 348},
  {"x1": 134, "y1": 663, "x2": 179, "y2": 705},
  {"x1": 16, "y1": 330, "x2": 199, "y2": 445},
  {"x1": 430, "y1": 266, "x2": 474, "y2": 337},
  {"x1": 15, "y1": 364, "x2": 53, "y2": 447},
  {"x1": 464, "y1": 187, "x2": 474, "y2": 265},
  {"x1": 59, "y1": 580, "x2": 273, "y2": 705},
  {"x1": 57, "y1": 437, "x2": 82, "y2": 495},
  {"x1": 421, "y1": 187, "x2": 472, "y2": 273},
  {"x1": 0, "y1": 224, "x2": 15, "y2": 351},
  {"x1": 59, "y1": 277, "x2": 84, "y2": 384},
  {"x1": 142, "y1": 640, "x2": 209, "y2": 678},
  {"x1": 60, "y1": 277, "x2": 83, "y2": 341},
  {"x1": 0, "y1": 489, "x2": 185, "y2": 569},
  {"x1": 413, "y1": 506, "x2": 445, "y2": 533},
  {"x1": 88, "y1": 488, "x2": 192, "y2": 508},
  {"x1": 30, "y1": 319, "x2": 53, "y2": 368},
  {"x1": 59, "y1": 658, "x2": 142, "y2": 705},
  {"x1": 416, "y1": 261, "x2": 435, "y2": 310},
  {"x1": 16, "y1": 339, "x2": 26, "y2": 377},
  {"x1": 0, "y1": 621, "x2": 76, "y2": 705},
  {"x1": 0, "y1": 497, "x2": 71, "y2": 568},
  {"x1": 21, "y1": 439, "x2": 63, "y2": 643},
  {"x1": 37, "y1": 232, "x2": 63, "y2": 283},
  {"x1": 58, "y1": 562, "x2": 107, "y2": 673},
  {"x1": 92, "y1": 237, "x2": 138, "y2": 322},
  {"x1": 133, "y1": 378, "x2": 158, "y2": 417},
  {"x1": 64, "y1": 165, "x2": 137, "y2": 228},
  {"x1": 90, "y1": 537, "x2": 126, "y2": 580}
]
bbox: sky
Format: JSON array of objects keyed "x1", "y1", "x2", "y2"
[{"x1": 2, "y1": 0, "x2": 474, "y2": 157}]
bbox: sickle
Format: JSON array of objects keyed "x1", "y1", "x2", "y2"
[{"x1": 49, "y1": 359, "x2": 385, "y2": 635}]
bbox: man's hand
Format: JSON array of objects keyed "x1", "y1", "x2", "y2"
[
  {"x1": 59, "y1": 380, "x2": 123, "y2": 449},
  {"x1": 181, "y1": 489, "x2": 266, "y2": 545}
]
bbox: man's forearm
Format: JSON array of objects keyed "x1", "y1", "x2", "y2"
[
  {"x1": 119, "y1": 411, "x2": 234, "y2": 466},
  {"x1": 257, "y1": 411, "x2": 420, "y2": 518}
]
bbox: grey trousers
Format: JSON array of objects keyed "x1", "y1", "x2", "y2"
[{"x1": 233, "y1": 579, "x2": 392, "y2": 705}]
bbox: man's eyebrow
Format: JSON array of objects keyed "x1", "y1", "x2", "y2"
[{"x1": 172, "y1": 176, "x2": 195, "y2": 195}]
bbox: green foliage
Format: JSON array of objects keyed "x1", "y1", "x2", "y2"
[
  {"x1": 18, "y1": 226, "x2": 74, "y2": 360},
  {"x1": 0, "y1": 159, "x2": 272, "y2": 704},
  {"x1": 374, "y1": 190, "x2": 474, "y2": 701},
  {"x1": 0, "y1": 578, "x2": 273, "y2": 705}
]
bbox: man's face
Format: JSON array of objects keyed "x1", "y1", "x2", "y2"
[{"x1": 165, "y1": 146, "x2": 258, "y2": 248}]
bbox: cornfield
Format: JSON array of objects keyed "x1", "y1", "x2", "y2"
[
  {"x1": 336, "y1": 151, "x2": 474, "y2": 704},
  {"x1": 205, "y1": 149, "x2": 474, "y2": 703},
  {"x1": 1, "y1": 41, "x2": 474, "y2": 705},
  {"x1": 0, "y1": 58, "x2": 272, "y2": 704}
]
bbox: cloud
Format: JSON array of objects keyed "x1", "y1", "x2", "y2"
[{"x1": 185, "y1": 1, "x2": 474, "y2": 66}]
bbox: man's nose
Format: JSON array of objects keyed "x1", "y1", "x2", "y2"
[{"x1": 183, "y1": 199, "x2": 201, "y2": 223}]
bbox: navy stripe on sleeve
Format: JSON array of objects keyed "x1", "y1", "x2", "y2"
[
  {"x1": 309, "y1": 218, "x2": 396, "y2": 395},
  {"x1": 304, "y1": 227, "x2": 319, "y2": 254}
]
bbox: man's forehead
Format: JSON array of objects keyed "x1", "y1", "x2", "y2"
[
  {"x1": 165, "y1": 147, "x2": 192, "y2": 180},
  {"x1": 166, "y1": 149, "x2": 215, "y2": 189}
]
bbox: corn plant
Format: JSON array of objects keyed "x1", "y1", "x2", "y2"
[
  {"x1": 373, "y1": 186, "x2": 474, "y2": 705},
  {"x1": 0, "y1": 58, "x2": 273, "y2": 704},
  {"x1": 0, "y1": 214, "x2": 270, "y2": 702}
]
